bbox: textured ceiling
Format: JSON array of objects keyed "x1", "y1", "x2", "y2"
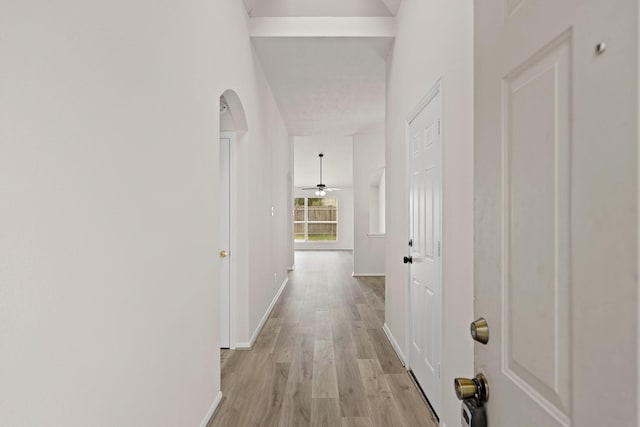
[
  {"x1": 245, "y1": 0, "x2": 397, "y2": 17},
  {"x1": 253, "y1": 37, "x2": 392, "y2": 136}
]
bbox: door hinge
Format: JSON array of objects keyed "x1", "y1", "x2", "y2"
[
  {"x1": 408, "y1": 239, "x2": 413, "y2": 247},
  {"x1": 437, "y1": 241, "x2": 441, "y2": 257}
]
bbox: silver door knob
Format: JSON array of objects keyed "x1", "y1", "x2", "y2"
[{"x1": 219, "y1": 250, "x2": 228, "y2": 258}]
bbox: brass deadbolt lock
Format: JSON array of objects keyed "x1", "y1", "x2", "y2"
[
  {"x1": 470, "y1": 318, "x2": 489, "y2": 344},
  {"x1": 454, "y1": 373, "x2": 489, "y2": 404}
]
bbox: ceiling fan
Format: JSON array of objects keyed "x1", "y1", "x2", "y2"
[{"x1": 302, "y1": 153, "x2": 342, "y2": 196}]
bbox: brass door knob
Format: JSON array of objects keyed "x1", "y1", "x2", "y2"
[
  {"x1": 219, "y1": 250, "x2": 228, "y2": 258},
  {"x1": 454, "y1": 373, "x2": 489, "y2": 403},
  {"x1": 454, "y1": 378, "x2": 478, "y2": 400},
  {"x1": 470, "y1": 317, "x2": 489, "y2": 344}
]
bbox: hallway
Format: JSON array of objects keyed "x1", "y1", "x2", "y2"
[{"x1": 210, "y1": 251, "x2": 437, "y2": 427}]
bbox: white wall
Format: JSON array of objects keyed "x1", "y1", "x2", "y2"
[
  {"x1": 353, "y1": 134, "x2": 386, "y2": 275},
  {"x1": 377, "y1": 169, "x2": 386, "y2": 233},
  {"x1": 242, "y1": 51, "x2": 293, "y2": 344},
  {"x1": 385, "y1": 1, "x2": 474, "y2": 426},
  {"x1": 0, "y1": 1, "x2": 291, "y2": 426},
  {"x1": 288, "y1": 137, "x2": 296, "y2": 269},
  {"x1": 294, "y1": 187, "x2": 354, "y2": 250},
  {"x1": 368, "y1": 186, "x2": 379, "y2": 233}
]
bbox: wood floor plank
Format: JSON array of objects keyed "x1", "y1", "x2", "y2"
[
  {"x1": 311, "y1": 360, "x2": 339, "y2": 398},
  {"x1": 298, "y1": 297, "x2": 317, "y2": 334},
  {"x1": 313, "y1": 339, "x2": 334, "y2": 361},
  {"x1": 334, "y1": 353, "x2": 370, "y2": 418},
  {"x1": 344, "y1": 303, "x2": 361, "y2": 321},
  {"x1": 280, "y1": 381, "x2": 312, "y2": 427},
  {"x1": 258, "y1": 362, "x2": 290, "y2": 427},
  {"x1": 358, "y1": 359, "x2": 406, "y2": 427},
  {"x1": 350, "y1": 320, "x2": 376, "y2": 359},
  {"x1": 310, "y1": 398, "x2": 341, "y2": 427},
  {"x1": 288, "y1": 333, "x2": 314, "y2": 383},
  {"x1": 386, "y1": 373, "x2": 439, "y2": 427},
  {"x1": 283, "y1": 299, "x2": 303, "y2": 325},
  {"x1": 357, "y1": 303, "x2": 382, "y2": 328},
  {"x1": 274, "y1": 324, "x2": 297, "y2": 363},
  {"x1": 367, "y1": 328, "x2": 406, "y2": 374},
  {"x1": 341, "y1": 417, "x2": 372, "y2": 427},
  {"x1": 315, "y1": 311, "x2": 332, "y2": 341},
  {"x1": 357, "y1": 358, "x2": 391, "y2": 397},
  {"x1": 211, "y1": 251, "x2": 437, "y2": 427},
  {"x1": 331, "y1": 314, "x2": 356, "y2": 360},
  {"x1": 253, "y1": 317, "x2": 284, "y2": 354}
]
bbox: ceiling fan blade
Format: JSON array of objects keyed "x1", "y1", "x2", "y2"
[
  {"x1": 301, "y1": 187, "x2": 319, "y2": 190},
  {"x1": 324, "y1": 188, "x2": 342, "y2": 192}
]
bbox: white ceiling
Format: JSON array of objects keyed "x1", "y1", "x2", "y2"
[
  {"x1": 244, "y1": 0, "x2": 399, "y2": 17},
  {"x1": 252, "y1": 37, "x2": 392, "y2": 136},
  {"x1": 246, "y1": 0, "x2": 396, "y2": 182},
  {"x1": 294, "y1": 136, "x2": 353, "y2": 187}
]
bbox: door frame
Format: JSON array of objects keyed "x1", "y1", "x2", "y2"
[
  {"x1": 404, "y1": 78, "x2": 445, "y2": 414},
  {"x1": 220, "y1": 131, "x2": 238, "y2": 350}
]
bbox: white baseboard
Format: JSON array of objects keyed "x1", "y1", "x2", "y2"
[
  {"x1": 236, "y1": 277, "x2": 289, "y2": 349},
  {"x1": 383, "y1": 323, "x2": 407, "y2": 367},
  {"x1": 199, "y1": 391, "x2": 223, "y2": 427},
  {"x1": 352, "y1": 272, "x2": 385, "y2": 277}
]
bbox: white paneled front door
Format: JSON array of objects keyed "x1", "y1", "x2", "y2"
[
  {"x1": 475, "y1": 0, "x2": 638, "y2": 425},
  {"x1": 407, "y1": 82, "x2": 443, "y2": 416}
]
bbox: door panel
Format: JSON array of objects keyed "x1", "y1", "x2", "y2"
[
  {"x1": 411, "y1": 278, "x2": 423, "y2": 354},
  {"x1": 408, "y1": 83, "x2": 442, "y2": 415},
  {"x1": 504, "y1": 32, "x2": 572, "y2": 422},
  {"x1": 475, "y1": 0, "x2": 638, "y2": 426}
]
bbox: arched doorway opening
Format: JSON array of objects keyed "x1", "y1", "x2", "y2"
[{"x1": 218, "y1": 90, "x2": 247, "y2": 349}]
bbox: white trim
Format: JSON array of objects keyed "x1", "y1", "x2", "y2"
[
  {"x1": 366, "y1": 233, "x2": 386, "y2": 238},
  {"x1": 236, "y1": 277, "x2": 289, "y2": 349},
  {"x1": 288, "y1": 264, "x2": 296, "y2": 271},
  {"x1": 383, "y1": 323, "x2": 407, "y2": 366},
  {"x1": 407, "y1": 79, "x2": 443, "y2": 123},
  {"x1": 199, "y1": 391, "x2": 223, "y2": 427},
  {"x1": 248, "y1": 17, "x2": 396, "y2": 38},
  {"x1": 352, "y1": 273, "x2": 385, "y2": 277}
]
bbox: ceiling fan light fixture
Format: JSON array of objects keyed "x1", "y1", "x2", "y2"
[{"x1": 301, "y1": 153, "x2": 342, "y2": 195}]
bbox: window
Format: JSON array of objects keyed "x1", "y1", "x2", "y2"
[{"x1": 294, "y1": 197, "x2": 338, "y2": 242}]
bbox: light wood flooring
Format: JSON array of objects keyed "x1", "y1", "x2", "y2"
[{"x1": 209, "y1": 251, "x2": 438, "y2": 427}]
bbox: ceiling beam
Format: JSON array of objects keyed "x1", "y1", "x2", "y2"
[{"x1": 248, "y1": 17, "x2": 396, "y2": 38}]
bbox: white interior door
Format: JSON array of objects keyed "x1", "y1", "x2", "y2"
[
  {"x1": 407, "y1": 82, "x2": 443, "y2": 416},
  {"x1": 475, "y1": 0, "x2": 638, "y2": 426},
  {"x1": 219, "y1": 136, "x2": 231, "y2": 349}
]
